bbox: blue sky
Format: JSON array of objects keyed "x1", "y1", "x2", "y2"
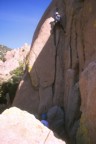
[{"x1": 0, "y1": 0, "x2": 52, "y2": 49}]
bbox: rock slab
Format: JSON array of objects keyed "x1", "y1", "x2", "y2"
[{"x1": 0, "y1": 107, "x2": 66, "y2": 144}]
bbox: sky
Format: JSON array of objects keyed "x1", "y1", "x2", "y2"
[{"x1": 0, "y1": 0, "x2": 52, "y2": 49}]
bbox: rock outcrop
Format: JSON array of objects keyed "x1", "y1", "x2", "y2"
[
  {"x1": 0, "y1": 44, "x2": 11, "y2": 60},
  {"x1": 77, "y1": 62, "x2": 96, "y2": 144},
  {"x1": 12, "y1": 0, "x2": 96, "y2": 143},
  {"x1": 0, "y1": 107, "x2": 66, "y2": 144},
  {"x1": 0, "y1": 43, "x2": 30, "y2": 82}
]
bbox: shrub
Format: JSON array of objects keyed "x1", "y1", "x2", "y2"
[{"x1": 0, "y1": 65, "x2": 24, "y2": 104}]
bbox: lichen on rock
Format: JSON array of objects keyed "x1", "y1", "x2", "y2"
[{"x1": 76, "y1": 115, "x2": 91, "y2": 144}]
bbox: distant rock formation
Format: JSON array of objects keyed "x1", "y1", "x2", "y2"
[
  {"x1": 12, "y1": 0, "x2": 96, "y2": 143},
  {"x1": 0, "y1": 43, "x2": 30, "y2": 82},
  {"x1": 0, "y1": 107, "x2": 66, "y2": 144},
  {"x1": 0, "y1": 44, "x2": 11, "y2": 60}
]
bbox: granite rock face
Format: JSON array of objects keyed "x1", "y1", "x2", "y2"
[
  {"x1": 77, "y1": 62, "x2": 96, "y2": 144},
  {"x1": 13, "y1": 0, "x2": 96, "y2": 143}
]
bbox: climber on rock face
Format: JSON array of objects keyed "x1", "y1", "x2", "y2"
[
  {"x1": 54, "y1": 8, "x2": 64, "y2": 30},
  {"x1": 50, "y1": 8, "x2": 65, "y2": 46},
  {"x1": 50, "y1": 8, "x2": 65, "y2": 35},
  {"x1": 54, "y1": 8, "x2": 61, "y2": 24}
]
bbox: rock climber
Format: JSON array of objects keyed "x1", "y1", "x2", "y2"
[
  {"x1": 54, "y1": 8, "x2": 61, "y2": 24},
  {"x1": 50, "y1": 8, "x2": 65, "y2": 35},
  {"x1": 53, "y1": 8, "x2": 64, "y2": 30},
  {"x1": 41, "y1": 113, "x2": 49, "y2": 127}
]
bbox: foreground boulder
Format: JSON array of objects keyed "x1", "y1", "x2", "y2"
[{"x1": 0, "y1": 107, "x2": 66, "y2": 144}]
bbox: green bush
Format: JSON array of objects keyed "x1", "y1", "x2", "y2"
[{"x1": 0, "y1": 65, "x2": 24, "y2": 104}]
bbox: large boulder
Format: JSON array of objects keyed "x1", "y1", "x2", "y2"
[
  {"x1": 0, "y1": 107, "x2": 66, "y2": 144},
  {"x1": 47, "y1": 106, "x2": 65, "y2": 139},
  {"x1": 13, "y1": 0, "x2": 66, "y2": 114},
  {"x1": 76, "y1": 62, "x2": 96, "y2": 144}
]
